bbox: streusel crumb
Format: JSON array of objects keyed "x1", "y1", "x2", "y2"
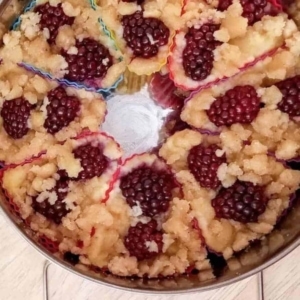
[
  {"x1": 0, "y1": 0, "x2": 125, "y2": 88},
  {"x1": 159, "y1": 128, "x2": 300, "y2": 257},
  {"x1": 0, "y1": 61, "x2": 106, "y2": 164},
  {"x1": 170, "y1": 0, "x2": 298, "y2": 91}
]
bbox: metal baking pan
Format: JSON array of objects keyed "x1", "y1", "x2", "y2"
[{"x1": 0, "y1": 0, "x2": 300, "y2": 293}]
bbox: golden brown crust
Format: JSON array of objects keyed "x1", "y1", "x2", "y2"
[
  {"x1": 170, "y1": 0, "x2": 299, "y2": 90},
  {"x1": 1, "y1": 0, "x2": 300, "y2": 280},
  {"x1": 159, "y1": 129, "x2": 300, "y2": 258},
  {"x1": 0, "y1": 62, "x2": 106, "y2": 164},
  {"x1": 0, "y1": 0, "x2": 125, "y2": 87},
  {"x1": 99, "y1": 0, "x2": 183, "y2": 75}
]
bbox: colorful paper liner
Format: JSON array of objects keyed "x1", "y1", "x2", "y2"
[
  {"x1": 182, "y1": 45, "x2": 282, "y2": 118},
  {"x1": 1, "y1": 182, "x2": 60, "y2": 254},
  {"x1": 20, "y1": 62, "x2": 123, "y2": 98},
  {"x1": 117, "y1": 69, "x2": 151, "y2": 94},
  {"x1": 11, "y1": 0, "x2": 37, "y2": 30},
  {"x1": 98, "y1": 17, "x2": 118, "y2": 51},
  {"x1": 118, "y1": 152, "x2": 183, "y2": 195},
  {"x1": 191, "y1": 190, "x2": 297, "y2": 258},
  {"x1": 169, "y1": 0, "x2": 284, "y2": 92},
  {"x1": 0, "y1": 150, "x2": 47, "y2": 219},
  {"x1": 170, "y1": 41, "x2": 281, "y2": 93},
  {"x1": 0, "y1": 130, "x2": 124, "y2": 253},
  {"x1": 93, "y1": 0, "x2": 186, "y2": 76},
  {"x1": 269, "y1": 0, "x2": 283, "y2": 9},
  {"x1": 10, "y1": 0, "x2": 124, "y2": 97},
  {"x1": 74, "y1": 130, "x2": 123, "y2": 202},
  {"x1": 148, "y1": 72, "x2": 187, "y2": 109}
]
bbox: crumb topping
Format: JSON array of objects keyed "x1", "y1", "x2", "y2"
[{"x1": 0, "y1": 0, "x2": 300, "y2": 281}]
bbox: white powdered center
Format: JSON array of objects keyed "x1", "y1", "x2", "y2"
[
  {"x1": 145, "y1": 240, "x2": 159, "y2": 253},
  {"x1": 102, "y1": 87, "x2": 171, "y2": 158}
]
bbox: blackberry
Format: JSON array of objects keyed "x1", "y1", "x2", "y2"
[
  {"x1": 63, "y1": 38, "x2": 113, "y2": 82},
  {"x1": 188, "y1": 144, "x2": 226, "y2": 189},
  {"x1": 1, "y1": 97, "x2": 33, "y2": 139},
  {"x1": 275, "y1": 75, "x2": 300, "y2": 117},
  {"x1": 207, "y1": 85, "x2": 261, "y2": 127},
  {"x1": 218, "y1": 0, "x2": 268, "y2": 25},
  {"x1": 32, "y1": 170, "x2": 70, "y2": 224},
  {"x1": 182, "y1": 24, "x2": 221, "y2": 81},
  {"x1": 122, "y1": 12, "x2": 170, "y2": 58},
  {"x1": 124, "y1": 220, "x2": 163, "y2": 260},
  {"x1": 35, "y1": 3, "x2": 75, "y2": 44},
  {"x1": 44, "y1": 86, "x2": 80, "y2": 134},
  {"x1": 73, "y1": 143, "x2": 108, "y2": 180},
  {"x1": 120, "y1": 166, "x2": 175, "y2": 217},
  {"x1": 212, "y1": 180, "x2": 268, "y2": 223}
]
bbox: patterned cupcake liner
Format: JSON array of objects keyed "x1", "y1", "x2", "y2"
[
  {"x1": 169, "y1": 0, "x2": 285, "y2": 92},
  {"x1": 149, "y1": 72, "x2": 188, "y2": 110},
  {"x1": 0, "y1": 151, "x2": 46, "y2": 221},
  {"x1": 117, "y1": 69, "x2": 151, "y2": 95},
  {"x1": 19, "y1": 62, "x2": 123, "y2": 98},
  {"x1": 179, "y1": 45, "x2": 291, "y2": 136},
  {"x1": 276, "y1": 192, "x2": 298, "y2": 226},
  {"x1": 113, "y1": 152, "x2": 183, "y2": 196},
  {"x1": 191, "y1": 191, "x2": 298, "y2": 259},
  {"x1": 269, "y1": 0, "x2": 283, "y2": 9},
  {"x1": 169, "y1": 31, "x2": 282, "y2": 93},
  {"x1": 268, "y1": 151, "x2": 300, "y2": 168},
  {"x1": 185, "y1": 46, "x2": 280, "y2": 97},
  {"x1": 73, "y1": 130, "x2": 123, "y2": 202},
  {"x1": 10, "y1": 0, "x2": 37, "y2": 30},
  {"x1": 10, "y1": 0, "x2": 124, "y2": 97},
  {"x1": 97, "y1": 0, "x2": 185, "y2": 77},
  {"x1": 0, "y1": 129, "x2": 123, "y2": 209},
  {"x1": 0, "y1": 130, "x2": 123, "y2": 251}
]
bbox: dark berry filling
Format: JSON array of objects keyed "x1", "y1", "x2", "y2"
[
  {"x1": 165, "y1": 112, "x2": 191, "y2": 135},
  {"x1": 120, "y1": 166, "x2": 175, "y2": 217},
  {"x1": 35, "y1": 3, "x2": 75, "y2": 44},
  {"x1": 207, "y1": 251, "x2": 227, "y2": 277},
  {"x1": 124, "y1": 220, "x2": 163, "y2": 260},
  {"x1": 1, "y1": 97, "x2": 33, "y2": 139},
  {"x1": 212, "y1": 180, "x2": 268, "y2": 223},
  {"x1": 207, "y1": 85, "x2": 261, "y2": 127},
  {"x1": 38, "y1": 235, "x2": 59, "y2": 253},
  {"x1": 62, "y1": 38, "x2": 113, "y2": 82},
  {"x1": 44, "y1": 86, "x2": 81, "y2": 134},
  {"x1": 122, "y1": 0, "x2": 145, "y2": 3},
  {"x1": 73, "y1": 143, "x2": 108, "y2": 180},
  {"x1": 64, "y1": 251, "x2": 80, "y2": 265},
  {"x1": 275, "y1": 75, "x2": 300, "y2": 117},
  {"x1": 182, "y1": 24, "x2": 221, "y2": 81},
  {"x1": 122, "y1": 11, "x2": 170, "y2": 58},
  {"x1": 188, "y1": 144, "x2": 226, "y2": 189},
  {"x1": 218, "y1": 0, "x2": 268, "y2": 25},
  {"x1": 286, "y1": 161, "x2": 300, "y2": 171},
  {"x1": 32, "y1": 170, "x2": 70, "y2": 224}
]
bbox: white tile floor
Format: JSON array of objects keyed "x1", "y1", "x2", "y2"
[{"x1": 1, "y1": 212, "x2": 300, "y2": 300}]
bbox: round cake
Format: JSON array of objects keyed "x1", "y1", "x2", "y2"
[{"x1": 0, "y1": 0, "x2": 300, "y2": 280}]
